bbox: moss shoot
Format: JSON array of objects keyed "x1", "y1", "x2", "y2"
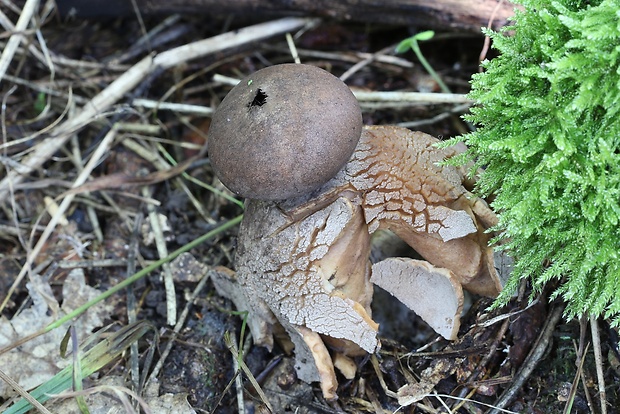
[{"x1": 453, "y1": 0, "x2": 620, "y2": 322}]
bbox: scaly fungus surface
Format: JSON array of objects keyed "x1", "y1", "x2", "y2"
[{"x1": 211, "y1": 125, "x2": 502, "y2": 399}]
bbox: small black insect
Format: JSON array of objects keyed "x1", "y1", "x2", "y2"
[{"x1": 248, "y1": 88, "x2": 268, "y2": 108}]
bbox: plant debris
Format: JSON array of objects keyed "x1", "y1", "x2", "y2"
[{"x1": 1, "y1": 1, "x2": 618, "y2": 413}]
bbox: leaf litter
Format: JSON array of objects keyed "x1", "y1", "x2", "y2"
[
  {"x1": 0, "y1": 0, "x2": 618, "y2": 413},
  {"x1": 0, "y1": 268, "x2": 113, "y2": 399}
]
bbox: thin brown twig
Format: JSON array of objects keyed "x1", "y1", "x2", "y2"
[
  {"x1": 573, "y1": 317, "x2": 595, "y2": 412},
  {"x1": 340, "y1": 44, "x2": 396, "y2": 82},
  {"x1": 487, "y1": 304, "x2": 565, "y2": 413},
  {"x1": 590, "y1": 315, "x2": 608, "y2": 414},
  {"x1": 564, "y1": 341, "x2": 591, "y2": 414},
  {"x1": 145, "y1": 269, "x2": 211, "y2": 387},
  {"x1": 452, "y1": 317, "x2": 511, "y2": 412},
  {"x1": 479, "y1": 0, "x2": 505, "y2": 67}
]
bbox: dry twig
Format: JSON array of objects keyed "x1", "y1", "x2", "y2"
[
  {"x1": 590, "y1": 315, "x2": 608, "y2": 414},
  {"x1": 488, "y1": 304, "x2": 565, "y2": 413}
]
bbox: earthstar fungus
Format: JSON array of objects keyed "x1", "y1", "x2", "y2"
[{"x1": 208, "y1": 64, "x2": 502, "y2": 400}]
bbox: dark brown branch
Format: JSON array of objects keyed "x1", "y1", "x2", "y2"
[{"x1": 57, "y1": 0, "x2": 516, "y2": 33}]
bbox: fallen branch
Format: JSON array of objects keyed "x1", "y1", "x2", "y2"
[{"x1": 57, "y1": 0, "x2": 517, "y2": 33}]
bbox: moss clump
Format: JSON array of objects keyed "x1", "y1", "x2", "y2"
[{"x1": 453, "y1": 0, "x2": 620, "y2": 322}]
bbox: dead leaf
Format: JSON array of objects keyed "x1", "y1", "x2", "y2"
[
  {"x1": 0, "y1": 269, "x2": 113, "y2": 399},
  {"x1": 59, "y1": 156, "x2": 198, "y2": 197}
]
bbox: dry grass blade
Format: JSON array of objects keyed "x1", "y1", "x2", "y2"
[
  {"x1": 0, "y1": 0, "x2": 40, "y2": 81},
  {"x1": 132, "y1": 98, "x2": 214, "y2": 115},
  {"x1": 43, "y1": 215, "x2": 243, "y2": 333},
  {"x1": 145, "y1": 269, "x2": 211, "y2": 389},
  {"x1": 424, "y1": 393, "x2": 519, "y2": 414},
  {"x1": 352, "y1": 90, "x2": 472, "y2": 105},
  {"x1": 152, "y1": 17, "x2": 315, "y2": 69},
  {"x1": 0, "y1": 367, "x2": 52, "y2": 414},
  {"x1": 224, "y1": 331, "x2": 274, "y2": 413},
  {"x1": 370, "y1": 355, "x2": 398, "y2": 399},
  {"x1": 562, "y1": 341, "x2": 590, "y2": 414},
  {"x1": 3, "y1": 321, "x2": 156, "y2": 414},
  {"x1": 143, "y1": 185, "x2": 177, "y2": 325}
]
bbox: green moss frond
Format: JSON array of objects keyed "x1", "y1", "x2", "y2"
[{"x1": 461, "y1": 0, "x2": 620, "y2": 324}]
